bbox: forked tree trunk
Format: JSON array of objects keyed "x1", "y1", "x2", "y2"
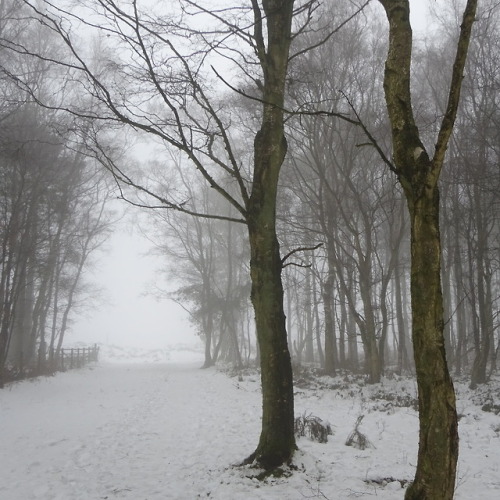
[{"x1": 377, "y1": 1, "x2": 477, "y2": 497}]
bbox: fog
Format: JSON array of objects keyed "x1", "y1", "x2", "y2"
[
  {"x1": 68, "y1": 0, "x2": 428, "y2": 352},
  {"x1": 64, "y1": 0, "x2": 429, "y2": 352},
  {"x1": 70, "y1": 219, "x2": 199, "y2": 350},
  {"x1": 0, "y1": 1, "x2": 497, "y2": 498}
]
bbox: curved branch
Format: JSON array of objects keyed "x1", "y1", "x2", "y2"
[
  {"x1": 212, "y1": 65, "x2": 360, "y2": 125},
  {"x1": 340, "y1": 90, "x2": 397, "y2": 174},
  {"x1": 91, "y1": 138, "x2": 247, "y2": 224},
  {"x1": 281, "y1": 242, "x2": 323, "y2": 266}
]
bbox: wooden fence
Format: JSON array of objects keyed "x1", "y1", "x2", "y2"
[{"x1": 47, "y1": 344, "x2": 100, "y2": 372}]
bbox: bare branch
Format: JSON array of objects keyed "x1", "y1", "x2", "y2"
[
  {"x1": 432, "y1": 0, "x2": 478, "y2": 173},
  {"x1": 289, "y1": 0, "x2": 371, "y2": 61},
  {"x1": 88, "y1": 136, "x2": 247, "y2": 224},
  {"x1": 340, "y1": 90, "x2": 397, "y2": 174},
  {"x1": 9, "y1": 1, "x2": 249, "y2": 220},
  {"x1": 251, "y1": 0, "x2": 266, "y2": 63},
  {"x1": 211, "y1": 65, "x2": 359, "y2": 124},
  {"x1": 281, "y1": 242, "x2": 323, "y2": 266}
]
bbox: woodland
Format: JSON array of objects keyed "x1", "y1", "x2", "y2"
[{"x1": 0, "y1": 1, "x2": 498, "y2": 499}]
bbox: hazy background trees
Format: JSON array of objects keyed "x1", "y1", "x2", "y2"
[
  {"x1": 0, "y1": 0, "x2": 115, "y2": 383},
  {"x1": 0, "y1": 0, "x2": 496, "y2": 388},
  {"x1": 86, "y1": 1, "x2": 499, "y2": 408},
  {"x1": 84, "y1": 0, "x2": 499, "y2": 391},
  {"x1": 0, "y1": 104, "x2": 114, "y2": 383},
  {"x1": 145, "y1": 162, "x2": 251, "y2": 368}
]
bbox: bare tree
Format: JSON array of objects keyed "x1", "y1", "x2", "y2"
[
  {"x1": 377, "y1": 1, "x2": 478, "y2": 498},
  {"x1": 452, "y1": 1, "x2": 499, "y2": 387},
  {"x1": 282, "y1": 8, "x2": 406, "y2": 382},
  {"x1": 0, "y1": 0, "x2": 373, "y2": 468},
  {"x1": 146, "y1": 166, "x2": 250, "y2": 369}
]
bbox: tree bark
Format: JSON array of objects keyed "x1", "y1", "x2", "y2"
[
  {"x1": 405, "y1": 188, "x2": 458, "y2": 500},
  {"x1": 247, "y1": 217, "x2": 295, "y2": 469},
  {"x1": 246, "y1": 122, "x2": 295, "y2": 469}
]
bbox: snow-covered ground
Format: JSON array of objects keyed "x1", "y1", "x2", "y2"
[{"x1": 1, "y1": 345, "x2": 500, "y2": 499}]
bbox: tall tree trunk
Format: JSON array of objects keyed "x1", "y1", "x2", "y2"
[
  {"x1": 247, "y1": 217, "x2": 295, "y2": 468},
  {"x1": 453, "y1": 257, "x2": 467, "y2": 377},
  {"x1": 442, "y1": 236, "x2": 454, "y2": 363},
  {"x1": 470, "y1": 250, "x2": 493, "y2": 387},
  {"x1": 378, "y1": 280, "x2": 390, "y2": 376},
  {"x1": 244, "y1": 0, "x2": 296, "y2": 469},
  {"x1": 322, "y1": 272, "x2": 337, "y2": 375},
  {"x1": 201, "y1": 275, "x2": 215, "y2": 368},
  {"x1": 469, "y1": 183, "x2": 494, "y2": 387},
  {"x1": 394, "y1": 259, "x2": 408, "y2": 374},
  {"x1": 406, "y1": 188, "x2": 458, "y2": 500},
  {"x1": 312, "y1": 272, "x2": 325, "y2": 368},
  {"x1": 358, "y1": 273, "x2": 381, "y2": 383},
  {"x1": 247, "y1": 122, "x2": 295, "y2": 467},
  {"x1": 304, "y1": 266, "x2": 314, "y2": 363},
  {"x1": 377, "y1": 1, "x2": 477, "y2": 497}
]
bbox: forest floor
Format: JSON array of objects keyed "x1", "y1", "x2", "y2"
[{"x1": 1, "y1": 345, "x2": 499, "y2": 500}]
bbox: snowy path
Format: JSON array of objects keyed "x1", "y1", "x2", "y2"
[
  {"x1": 0, "y1": 363, "x2": 262, "y2": 500},
  {"x1": 1, "y1": 362, "x2": 500, "y2": 499}
]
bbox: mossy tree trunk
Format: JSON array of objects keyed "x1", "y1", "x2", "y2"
[
  {"x1": 377, "y1": 1, "x2": 478, "y2": 498},
  {"x1": 244, "y1": 0, "x2": 296, "y2": 469},
  {"x1": 405, "y1": 185, "x2": 459, "y2": 499}
]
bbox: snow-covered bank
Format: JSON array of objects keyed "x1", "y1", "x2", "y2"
[
  {"x1": 1, "y1": 360, "x2": 499, "y2": 499},
  {"x1": 96, "y1": 342, "x2": 204, "y2": 364}
]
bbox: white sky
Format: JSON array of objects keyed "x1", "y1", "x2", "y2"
[
  {"x1": 410, "y1": 0, "x2": 431, "y2": 32},
  {"x1": 69, "y1": 0, "x2": 432, "y2": 350}
]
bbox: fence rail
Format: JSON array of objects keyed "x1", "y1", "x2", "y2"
[{"x1": 47, "y1": 344, "x2": 100, "y2": 372}]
